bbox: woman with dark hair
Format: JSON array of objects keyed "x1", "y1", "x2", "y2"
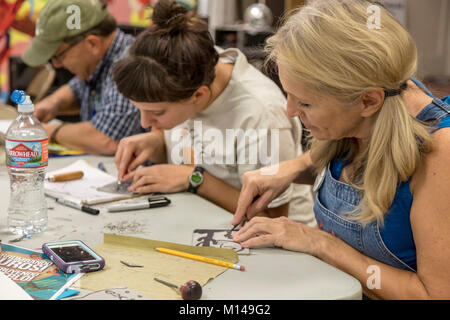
[{"x1": 112, "y1": 0, "x2": 315, "y2": 224}]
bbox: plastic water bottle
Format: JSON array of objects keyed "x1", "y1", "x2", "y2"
[{"x1": 5, "y1": 90, "x2": 49, "y2": 235}]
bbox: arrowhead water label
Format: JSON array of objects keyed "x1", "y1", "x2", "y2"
[{"x1": 5, "y1": 139, "x2": 49, "y2": 168}]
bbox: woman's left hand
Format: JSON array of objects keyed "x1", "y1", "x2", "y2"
[
  {"x1": 128, "y1": 164, "x2": 193, "y2": 194},
  {"x1": 233, "y1": 216, "x2": 322, "y2": 256}
]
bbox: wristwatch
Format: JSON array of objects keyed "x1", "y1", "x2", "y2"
[{"x1": 187, "y1": 166, "x2": 205, "y2": 194}]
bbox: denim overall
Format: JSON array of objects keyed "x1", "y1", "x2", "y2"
[{"x1": 313, "y1": 94, "x2": 450, "y2": 273}]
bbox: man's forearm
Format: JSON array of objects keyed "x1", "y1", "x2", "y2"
[
  {"x1": 54, "y1": 122, "x2": 118, "y2": 156},
  {"x1": 46, "y1": 85, "x2": 79, "y2": 112}
]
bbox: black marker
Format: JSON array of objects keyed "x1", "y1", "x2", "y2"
[{"x1": 56, "y1": 197, "x2": 100, "y2": 215}]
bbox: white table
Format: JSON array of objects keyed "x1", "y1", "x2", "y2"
[{"x1": 0, "y1": 155, "x2": 362, "y2": 300}]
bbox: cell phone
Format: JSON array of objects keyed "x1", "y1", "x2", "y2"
[{"x1": 42, "y1": 240, "x2": 105, "y2": 274}]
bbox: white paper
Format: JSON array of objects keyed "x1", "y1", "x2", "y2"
[
  {"x1": 50, "y1": 273, "x2": 83, "y2": 300},
  {"x1": 44, "y1": 159, "x2": 135, "y2": 205},
  {"x1": 0, "y1": 120, "x2": 13, "y2": 135},
  {"x1": 0, "y1": 271, "x2": 33, "y2": 300}
]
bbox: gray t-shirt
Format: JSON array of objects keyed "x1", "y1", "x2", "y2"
[{"x1": 164, "y1": 48, "x2": 315, "y2": 225}]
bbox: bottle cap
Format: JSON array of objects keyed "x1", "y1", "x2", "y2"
[
  {"x1": 18, "y1": 95, "x2": 34, "y2": 113},
  {"x1": 11, "y1": 90, "x2": 26, "y2": 104}
]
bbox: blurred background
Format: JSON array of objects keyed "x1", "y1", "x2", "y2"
[{"x1": 0, "y1": 0, "x2": 449, "y2": 115}]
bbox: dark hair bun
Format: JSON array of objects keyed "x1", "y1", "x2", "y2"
[{"x1": 152, "y1": 0, "x2": 189, "y2": 31}]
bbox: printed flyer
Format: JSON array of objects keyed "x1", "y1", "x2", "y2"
[{"x1": 0, "y1": 243, "x2": 82, "y2": 300}]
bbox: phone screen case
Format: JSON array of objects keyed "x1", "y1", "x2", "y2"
[{"x1": 42, "y1": 240, "x2": 105, "y2": 274}]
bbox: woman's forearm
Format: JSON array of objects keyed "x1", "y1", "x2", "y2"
[
  {"x1": 197, "y1": 172, "x2": 288, "y2": 217},
  {"x1": 287, "y1": 151, "x2": 317, "y2": 185},
  {"x1": 149, "y1": 129, "x2": 167, "y2": 164},
  {"x1": 197, "y1": 172, "x2": 240, "y2": 213},
  {"x1": 315, "y1": 231, "x2": 431, "y2": 299}
]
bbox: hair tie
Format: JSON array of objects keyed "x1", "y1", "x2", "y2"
[
  {"x1": 384, "y1": 81, "x2": 408, "y2": 97},
  {"x1": 166, "y1": 13, "x2": 185, "y2": 26}
]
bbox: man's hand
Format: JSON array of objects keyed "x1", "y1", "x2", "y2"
[{"x1": 34, "y1": 100, "x2": 59, "y2": 123}]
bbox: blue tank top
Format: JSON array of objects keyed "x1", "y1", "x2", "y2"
[{"x1": 314, "y1": 82, "x2": 450, "y2": 272}]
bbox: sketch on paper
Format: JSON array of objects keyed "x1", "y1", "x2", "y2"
[
  {"x1": 192, "y1": 229, "x2": 250, "y2": 255},
  {"x1": 69, "y1": 287, "x2": 149, "y2": 300}
]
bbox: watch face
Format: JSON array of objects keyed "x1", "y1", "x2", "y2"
[
  {"x1": 191, "y1": 174, "x2": 202, "y2": 184},
  {"x1": 190, "y1": 171, "x2": 204, "y2": 188}
]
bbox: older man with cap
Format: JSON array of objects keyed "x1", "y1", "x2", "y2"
[{"x1": 21, "y1": 0, "x2": 145, "y2": 155}]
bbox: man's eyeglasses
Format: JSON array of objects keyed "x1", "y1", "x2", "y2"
[{"x1": 50, "y1": 36, "x2": 86, "y2": 64}]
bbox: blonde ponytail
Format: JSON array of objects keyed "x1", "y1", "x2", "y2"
[{"x1": 360, "y1": 95, "x2": 432, "y2": 225}]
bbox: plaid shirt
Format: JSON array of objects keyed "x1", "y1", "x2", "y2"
[{"x1": 68, "y1": 29, "x2": 144, "y2": 142}]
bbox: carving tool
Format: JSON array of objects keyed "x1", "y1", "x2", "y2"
[
  {"x1": 154, "y1": 278, "x2": 202, "y2": 300},
  {"x1": 46, "y1": 171, "x2": 84, "y2": 182}
]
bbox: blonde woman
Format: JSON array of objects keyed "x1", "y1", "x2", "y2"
[{"x1": 232, "y1": 0, "x2": 450, "y2": 299}]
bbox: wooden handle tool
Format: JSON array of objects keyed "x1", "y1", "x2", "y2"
[{"x1": 47, "y1": 171, "x2": 84, "y2": 182}]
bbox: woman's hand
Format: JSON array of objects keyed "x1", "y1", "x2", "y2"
[
  {"x1": 115, "y1": 131, "x2": 165, "y2": 181},
  {"x1": 233, "y1": 216, "x2": 322, "y2": 255},
  {"x1": 232, "y1": 160, "x2": 300, "y2": 227},
  {"x1": 128, "y1": 164, "x2": 193, "y2": 194}
]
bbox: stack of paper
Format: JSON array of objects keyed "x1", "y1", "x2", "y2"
[
  {"x1": 0, "y1": 119, "x2": 13, "y2": 136},
  {"x1": 0, "y1": 120, "x2": 11, "y2": 164},
  {"x1": 44, "y1": 159, "x2": 138, "y2": 205}
]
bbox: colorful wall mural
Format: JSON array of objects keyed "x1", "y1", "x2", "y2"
[{"x1": 0, "y1": 0, "x2": 199, "y2": 101}]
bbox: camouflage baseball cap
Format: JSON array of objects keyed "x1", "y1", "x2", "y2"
[{"x1": 22, "y1": 0, "x2": 109, "y2": 67}]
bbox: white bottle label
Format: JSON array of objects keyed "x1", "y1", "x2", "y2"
[{"x1": 5, "y1": 139, "x2": 49, "y2": 168}]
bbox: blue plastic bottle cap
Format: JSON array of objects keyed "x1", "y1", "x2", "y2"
[{"x1": 11, "y1": 90, "x2": 27, "y2": 104}]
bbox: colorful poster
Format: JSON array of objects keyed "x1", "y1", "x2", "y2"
[{"x1": 0, "y1": 243, "x2": 82, "y2": 300}]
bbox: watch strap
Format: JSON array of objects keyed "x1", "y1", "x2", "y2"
[{"x1": 50, "y1": 123, "x2": 66, "y2": 144}]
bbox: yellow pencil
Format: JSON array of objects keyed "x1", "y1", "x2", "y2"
[{"x1": 155, "y1": 247, "x2": 245, "y2": 271}]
